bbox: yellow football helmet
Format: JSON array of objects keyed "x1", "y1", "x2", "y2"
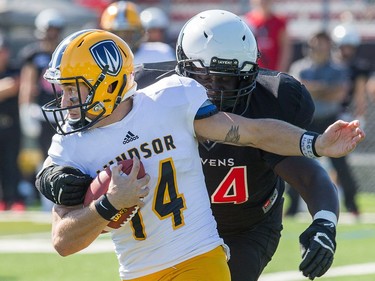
[
  {"x1": 100, "y1": 1, "x2": 144, "y2": 51},
  {"x1": 43, "y1": 29, "x2": 136, "y2": 135}
]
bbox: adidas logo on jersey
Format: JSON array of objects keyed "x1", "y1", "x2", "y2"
[{"x1": 123, "y1": 131, "x2": 139, "y2": 144}]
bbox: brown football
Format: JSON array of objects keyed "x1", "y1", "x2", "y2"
[{"x1": 84, "y1": 159, "x2": 145, "y2": 233}]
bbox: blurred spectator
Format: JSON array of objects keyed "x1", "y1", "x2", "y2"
[
  {"x1": 331, "y1": 18, "x2": 371, "y2": 127},
  {"x1": 100, "y1": 1, "x2": 175, "y2": 89},
  {"x1": 100, "y1": 1, "x2": 175, "y2": 66},
  {"x1": 0, "y1": 34, "x2": 24, "y2": 211},
  {"x1": 140, "y1": 7, "x2": 172, "y2": 44},
  {"x1": 100, "y1": 1, "x2": 144, "y2": 53},
  {"x1": 17, "y1": 8, "x2": 66, "y2": 211},
  {"x1": 289, "y1": 31, "x2": 360, "y2": 216},
  {"x1": 243, "y1": 0, "x2": 292, "y2": 72}
]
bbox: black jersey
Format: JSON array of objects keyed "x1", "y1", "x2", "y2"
[
  {"x1": 0, "y1": 64, "x2": 20, "y2": 135},
  {"x1": 199, "y1": 69, "x2": 315, "y2": 235}
]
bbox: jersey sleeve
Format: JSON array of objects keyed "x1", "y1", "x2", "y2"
[
  {"x1": 48, "y1": 133, "x2": 87, "y2": 173},
  {"x1": 179, "y1": 75, "x2": 212, "y2": 117},
  {"x1": 158, "y1": 74, "x2": 215, "y2": 127},
  {"x1": 140, "y1": 74, "x2": 214, "y2": 138},
  {"x1": 180, "y1": 76, "x2": 218, "y2": 136},
  {"x1": 195, "y1": 99, "x2": 218, "y2": 120},
  {"x1": 277, "y1": 73, "x2": 315, "y2": 128}
]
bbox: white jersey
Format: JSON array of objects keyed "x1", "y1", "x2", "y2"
[
  {"x1": 134, "y1": 42, "x2": 175, "y2": 65},
  {"x1": 48, "y1": 74, "x2": 224, "y2": 279}
]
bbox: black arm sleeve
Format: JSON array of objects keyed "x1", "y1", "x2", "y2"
[{"x1": 275, "y1": 156, "x2": 339, "y2": 216}]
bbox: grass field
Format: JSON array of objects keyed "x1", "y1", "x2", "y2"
[{"x1": 0, "y1": 193, "x2": 374, "y2": 281}]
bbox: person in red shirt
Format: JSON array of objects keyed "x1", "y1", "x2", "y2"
[{"x1": 243, "y1": 0, "x2": 292, "y2": 72}]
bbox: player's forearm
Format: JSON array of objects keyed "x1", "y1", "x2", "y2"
[
  {"x1": 307, "y1": 174, "x2": 340, "y2": 217},
  {"x1": 239, "y1": 118, "x2": 305, "y2": 156},
  {"x1": 196, "y1": 113, "x2": 363, "y2": 158},
  {"x1": 304, "y1": 182, "x2": 340, "y2": 219},
  {"x1": 282, "y1": 159, "x2": 339, "y2": 217},
  {"x1": 52, "y1": 204, "x2": 107, "y2": 256},
  {"x1": 196, "y1": 113, "x2": 309, "y2": 156}
]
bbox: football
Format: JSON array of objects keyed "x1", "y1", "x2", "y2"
[{"x1": 84, "y1": 159, "x2": 146, "y2": 233}]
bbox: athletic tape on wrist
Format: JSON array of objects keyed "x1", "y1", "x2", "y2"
[
  {"x1": 94, "y1": 194, "x2": 119, "y2": 221},
  {"x1": 300, "y1": 132, "x2": 321, "y2": 158},
  {"x1": 314, "y1": 210, "x2": 338, "y2": 226}
]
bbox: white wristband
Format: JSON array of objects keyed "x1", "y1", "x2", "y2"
[
  {"x1": 300, "y1": 132, "x2": 321, "y2": 158},
  {"x1": 313, "y1": 210, "x2": 338, "y2": 227}
]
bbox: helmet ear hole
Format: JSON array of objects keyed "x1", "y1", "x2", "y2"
[{"x1": 108, "y1": 81, "x2": 118, "y2": 94}]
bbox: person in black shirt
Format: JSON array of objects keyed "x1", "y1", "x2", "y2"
[{"x1": 0, "y1": 34, "x2": 24, "y2": 211}]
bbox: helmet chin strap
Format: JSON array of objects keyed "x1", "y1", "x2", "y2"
[{"x1": 68, "y1": 117, "x2": 90, "y2": 130}]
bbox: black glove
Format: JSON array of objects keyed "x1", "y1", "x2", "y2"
[
  {"x1": 299, "y1": 218, "x2": 336, "y2": 280},
  {"x1": 35, "y1": 165, "x2": 93, "y2": 206}
]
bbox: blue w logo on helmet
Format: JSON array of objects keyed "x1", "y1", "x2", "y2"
[{"x1": 90, "y1": 40, "x2": 123, "y2": 76}]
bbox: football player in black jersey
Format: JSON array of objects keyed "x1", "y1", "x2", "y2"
[{"x1": 174, "y1": 10, "x2": 339, "y2": 281}]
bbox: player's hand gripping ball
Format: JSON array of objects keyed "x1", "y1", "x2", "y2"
[{"x1": 84, "y1": 159, "x2": 146, "y2": 233}]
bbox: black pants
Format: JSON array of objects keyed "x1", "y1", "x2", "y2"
[
  {"x1": 0, "y1": 128, "x2": 22, "y2": 204},
  {"x1": 222, "y1": 199, "x2": 284, "y2": 281}
]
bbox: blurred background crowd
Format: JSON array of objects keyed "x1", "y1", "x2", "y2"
[{"x1": 0, "y1": 0, "x2": 374, "y2": 215}]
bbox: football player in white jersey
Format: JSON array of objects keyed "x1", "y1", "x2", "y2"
[{"x1": 35, "y1": 29, "x2": 364, "y2": 280}]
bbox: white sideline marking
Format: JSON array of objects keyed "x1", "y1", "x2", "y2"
[
  {"x1": 259, "y1": 263, "x2": 375, "y2": 281},
  {"x1": 0, "y1": 238, "x2": 113, "y2": 254},
  {"x1": 0, "y1": 233, "x2": 113, "y2": 254}
]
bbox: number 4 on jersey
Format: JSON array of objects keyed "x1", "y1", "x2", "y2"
[{"x1": 211, "y1": 166, "x2": 248, "y2": 204}]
